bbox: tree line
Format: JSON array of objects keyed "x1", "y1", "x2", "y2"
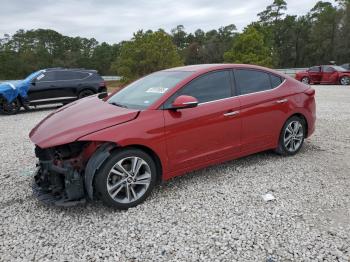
[{"x1": 0, "y1": 0, "x2": 349, "y2": 80}]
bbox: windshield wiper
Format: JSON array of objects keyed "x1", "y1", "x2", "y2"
[{"x1": 109, "y1": 101, "x2": 128, "y2": 108}]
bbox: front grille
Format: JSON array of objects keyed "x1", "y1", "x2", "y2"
[{"x1": 35, "y1": 146, "x2": 52, "y2": 161}]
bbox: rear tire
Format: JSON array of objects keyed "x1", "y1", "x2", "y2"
[
  {"x1": 301, "y1": 77, "x2": 310, "y2": 84},
  {"x1": 275, "y1": 116, "x2": 305, "y2": 156},
  {"x1": 94, "y1": 148, "x2": 157, "y2": 209},
  {"x1": 78, "y1": 89, "x2": 95, "y2": 99},
  {"x1": 0, "y1": 97, "x2": 20, "y2": 115},
  {"x1": 340, "y1": 76, "x2": 350, "y2": 86}
]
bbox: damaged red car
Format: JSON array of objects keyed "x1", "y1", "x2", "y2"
[
  {"x1": 30, "y1": 64, "x2": 316, "y2": 209},
  {"x1": 295, "y1": 65, "x2": 350, "y2": 85}
]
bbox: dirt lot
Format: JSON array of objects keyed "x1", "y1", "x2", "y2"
[{"x1": 0, "y1": 85, "x2": 349, "y2": 261}]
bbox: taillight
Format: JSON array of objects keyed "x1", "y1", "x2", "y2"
[{"x1": 305, "y1": 88, "x2": 315, "y2": 97}]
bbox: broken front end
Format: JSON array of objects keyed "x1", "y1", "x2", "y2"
[{"x1": 33, "y1": 142, "x2": 114, "y2": 207}]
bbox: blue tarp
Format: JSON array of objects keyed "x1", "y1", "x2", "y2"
[{"x1": 0, "y1": 70, "x2": 44, "y2": 102}]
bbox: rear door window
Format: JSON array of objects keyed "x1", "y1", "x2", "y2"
[
  {"x1": 309, "y1": 66, "x2": 321, "y2": 72},
  {"x1": 270, "y1": 74, "x2": 283, "y2": 88},
  {"x1": 234, "y1": 69, "x2": 271, "y2": 95},
  {"x1": 55, "y1": 71, "x2": 88, "y2": 80},
  {"x1": 322, "y1": 66, "x2": 335, "y2": 73},
  {"x1": 72, "y1": 72, "x2": 89, "y2": 79}
]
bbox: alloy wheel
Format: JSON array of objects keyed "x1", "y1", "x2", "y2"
[
  {"x1": 106, "y1": 156, "x2": 152, "y2": 204},
  {"x1": 283, "y1": 120, "x2": 304, "y2": 152},
  {"x1": 301, "y1": 77, "x2": 310, "y2": 84},
  {"x1": 340, "y1": 77, "x2": 350, "y2": 86}
]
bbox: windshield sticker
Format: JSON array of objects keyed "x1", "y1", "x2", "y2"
[
  {"x1": 146, "y1": 87, "x2": 168, "y2": 94},
  {"x1": 36, "y1": 74, "x2": 45, "y2": 80}
]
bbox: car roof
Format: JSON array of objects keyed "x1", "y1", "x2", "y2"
[
  {"x1": 162, "y1": 63, "x2": 283, "y2": 76},
  {"x1": 44, "y1": 67, "x2": 98, "y2": 73}
]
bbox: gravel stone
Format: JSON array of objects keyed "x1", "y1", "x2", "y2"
[{"x1": 0, "y1": 86, "x2": 349, "y2": 261}]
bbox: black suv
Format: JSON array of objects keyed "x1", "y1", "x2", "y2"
[{"x1": 25, "y1": 68, "x2": 107, "y2": 107}]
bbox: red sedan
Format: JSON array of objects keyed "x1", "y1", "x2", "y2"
[
  {"x1": 30, "y1": 64, "x2": 316, "y2": 209},
  {"x1": 295, "y1": 65, "x2": 350, "y2": 85}
]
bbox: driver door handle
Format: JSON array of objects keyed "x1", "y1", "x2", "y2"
[
  {"x1": 276, "y1": 98, "x2": 288, "y2": 104},
  {"x1": 224, "y1": 111, "x2": 240, "y2": 117}
]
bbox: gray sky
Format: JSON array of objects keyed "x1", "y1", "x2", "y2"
[{"x1": 0, "y1": 0, "x2": 336, "y2": 44}]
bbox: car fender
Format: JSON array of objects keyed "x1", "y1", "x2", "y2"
[
  {"x1": 84, "y1": 142, "x2": 117, "y2": 199},
  {"x1": 78, "y1": 110, "x2": 169, "y2": 177},
  {"x1": 339, "y1": 73, "x2": 350, "y2": 78}
]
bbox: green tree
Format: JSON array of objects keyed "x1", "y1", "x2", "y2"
[
  {"x1": 306, "y1": 1, "x2": 340, "y2": 64},
  {"x1": 336, "y1": 0, "x2": 350, "y2": 63},
  {"x1": 171, "y1": 25, "x2": 188, "y2": 50},
  {"x1": 224, "y1": 26, "x2": 273, "y2": 67},
  {"x1": 112, "y1": 30, "x2": 182, "y2": 81}
]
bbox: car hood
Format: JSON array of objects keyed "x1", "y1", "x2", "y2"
[
  {"x1": 30, "y1": 96, "x2": 140, "y2": 148},
  {"x1": 0, "y1": 80, "x2": 25, "y2": 102}
]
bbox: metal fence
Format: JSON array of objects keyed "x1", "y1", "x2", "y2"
[
  {"x1": 0, "y1": 76, "x2": 121, "y2": 84},
  {"x1": 2, "y1": 69, "x2": 309, "y2": 84},
  {"x1": 275, "y1": 68, "x2": 307, "y2": 77},
  {"x1": 102, "y1": 76, "x2": 121, "y2": 81}
]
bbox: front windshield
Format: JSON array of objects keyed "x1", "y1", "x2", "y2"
[
  {"x1": 108, "y1": 71, "x2": 192, "y2": 109},
  {"x1": 332, "y1": 66, "x2": 347, "y2": 72}
]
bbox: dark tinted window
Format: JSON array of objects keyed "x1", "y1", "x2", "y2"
[
  {"x1": 36, "y1": 72, "x2": 55, "y2": 81},
  {"x1": 55, "y1": 71, "x2": 72, "y2": 80},
  {"x1": 270, "y1": 74, "x2": 283, "y2": 88},
  {"x1": 55, "y1": 71, "x2": 89, "y2": 80},
  {"x1": 309, "y1": 66, "x2": 321, "y2": 72},
  {"x1": 235, "y1": 69, "x2": 271, "y2": 95},
  {"x1": 174, "y1": 71, "x2": 232, "y2": 103},
  {"x1": 73, "y1": 72, "x2": 89, "y2": 79}
]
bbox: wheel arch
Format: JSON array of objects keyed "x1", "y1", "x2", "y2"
[
  {"x1": 84, "y1": 142, "x2": 163, "y2": 200},
  {"x1": 77, "y1": 87, "x2": 96, "y2": 97},
  {"x1": 285, "y1": 112, "x2": 309, "y2": 137},
  {"x1": 119, "y1": 144, "x2": 163, "y2": 184}
]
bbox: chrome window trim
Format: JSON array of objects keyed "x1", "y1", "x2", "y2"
[
  {"x1": 198, "y1": 78, "x2": 286, "y2": 106},
  {"x1": 36, "y1": 70, "x2": 92, "y2": 83}
]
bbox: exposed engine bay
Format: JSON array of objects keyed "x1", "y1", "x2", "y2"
[{"x1": 33, "y1": 141, "x2": 115, "y2": 207}]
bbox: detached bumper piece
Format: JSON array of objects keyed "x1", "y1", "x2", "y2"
[{"x1": 33, "y1": 160, "x2": 86, "y2": 207}]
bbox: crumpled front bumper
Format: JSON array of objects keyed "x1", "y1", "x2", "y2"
[
  {"x1": 32, "y1": 160, "x2": 86, "y2": 207},
  {"x1": 32, "y1": 142, "x2": 115, "y2": 207}
]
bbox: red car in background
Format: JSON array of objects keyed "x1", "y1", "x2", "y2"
[
  {"x1": 30, "y1": 64, "x2": 316, "y2": 209},
  {"x1": 296, "y1": 65, "x2": 350, "y2": 85}
]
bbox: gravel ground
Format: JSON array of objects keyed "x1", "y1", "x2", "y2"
[{"x1": 0, "y1": 86, "x2": 349, "y2": 261}]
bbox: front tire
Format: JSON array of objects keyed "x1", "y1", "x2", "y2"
[
  {"x1": 275, "y1": 116, "x2": 305, "y2": 156},
  {"x1": 340, "y1": 76, "x2": 350, "y2": 86},
  {"x1": 301, "y1": 77, "x2": 310, "y2": 84},
  {"x1": 0, "y1": 97, "x2": 20, "y2": 115},
  {"x1": 78, "y1": 89, "x2": 95, "y2": 99},
  {"x1": 94, "y1": 148, "x2": 157, "y2": 209}
]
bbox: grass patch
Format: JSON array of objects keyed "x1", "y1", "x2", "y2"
[{"x1": 106, "y1": 80, "x2": 123, "y2": 93}]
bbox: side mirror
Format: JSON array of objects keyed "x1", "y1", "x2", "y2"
[
  {"x1": 98, "y1": 92, "x2": 108, "y2": 99},
  {"x1": 171, "y1": 95, "x2": 198, "y2": 110}
]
